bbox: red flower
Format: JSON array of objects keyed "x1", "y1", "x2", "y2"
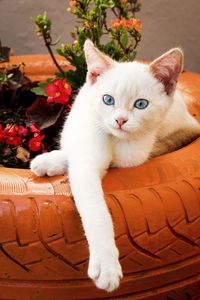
[
  {"x1": 18, "y1": 125, "x2": 28, "y2": 137},
  {"x1": 1, "y1": 124, "x2": 28, "y2": 146},
  {"x1": 0, "y1": 132, "x2": 4, "y2": 142},
  {"x1": 4, "y1": 124, "x2": 11, "y2": 135},
  {"x1": 6, "y1": 136, "x2": 23, "y2": 147},
  {"x1": 0, "y1": 130, "x2": 5, "y2": 143},
  {"x1": 45, "y1": 78, "x2": 72, "y2": 105},
  {"x1": 29, "y1": 123, "x2": 41, "y2": 134},
  {"x1": 0, "y1": 124, "x2": 5, "y2": 142},
  {"x1": 28, "y1": 135, "x2": 45, "y2": 152},
  {"x1": 45, "y1": 83, "x2": 58, "y2": 98},
  {"x1": 4, "y1": 124, "x2": 18, "y2": 136}
]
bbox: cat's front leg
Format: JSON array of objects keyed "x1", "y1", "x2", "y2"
[
  {"x1": 88, "y1": 241, "x2": 122, "y2": 292},
  {"x1": 30, "y1": 150, "x2": 68, "y2": 177},
  {"x1": 68, "y1": 162, "x2": 122, "y2": 292}
]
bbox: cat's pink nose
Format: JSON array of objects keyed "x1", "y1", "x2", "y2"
[{"x1": 115, "y1": 117, "x2": 128, "y2": 127}]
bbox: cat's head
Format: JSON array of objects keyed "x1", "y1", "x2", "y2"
[{"x1": 83, "y1": 40, "x2": 183, "y2": 139}]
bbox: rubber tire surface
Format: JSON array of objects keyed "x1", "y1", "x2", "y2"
[{"x1": 0, "y1": 60, "x2": 200, "y2": 299}]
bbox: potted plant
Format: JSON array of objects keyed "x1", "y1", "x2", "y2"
[
  {"x1": 0, "y1": 1, "x2": 200, "y2": 299},
  {"x1": 0, "y1": 0, "x2": 142, "y2": 169}
]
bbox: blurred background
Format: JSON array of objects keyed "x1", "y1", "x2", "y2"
[{"x1": 0, "y1": 0, "x2": 200, "y2": 72}]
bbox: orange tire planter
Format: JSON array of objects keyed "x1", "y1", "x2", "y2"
[{"x1": 0, "y1": 56, "x2": 200, "y2": 300}]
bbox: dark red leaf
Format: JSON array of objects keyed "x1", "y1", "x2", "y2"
[{"x1": 26, "y1": 97, "x2": 64, "y2": 130}]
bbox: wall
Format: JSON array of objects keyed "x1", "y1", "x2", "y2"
[{"x1": 0, "y1": 0, "x2": 200, "y2": 72}]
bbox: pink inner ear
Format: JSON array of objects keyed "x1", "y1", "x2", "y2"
[
  {"x1": 87, "y1": 60, "x2": 112, "y2": 84},
  {"x1": 150, "y1": 49, "x2": 183, "y2": 95},
  {"x1": 84, "y1": 40, "x2": 114, "y2": 84},
  {"x1": 88, "y1": 69, "x2": 101, "y2": 84},
  {"x1": 153, "y1": 62, "x2": 180, "y2": 95}
]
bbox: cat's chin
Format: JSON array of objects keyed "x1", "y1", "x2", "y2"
[{"x1": 110, "y1": 128, "x2": 130, "y2": 139}]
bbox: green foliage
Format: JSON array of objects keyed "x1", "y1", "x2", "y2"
[
  {"x1": 120, "y1": 30, "x2": 128, "y2": 48},
  {"x1": 0, "y1": 70, "x2": 13, "y2": 84},
  {"x1": 31, "y1": 79, "x2": 52, "y2": 96},
  {"x1": 34, "y1": 0, "x2": 142, "y2": 91},
  {"x1": 35, "y1": 12, "x2": 51, "y2": 41}
]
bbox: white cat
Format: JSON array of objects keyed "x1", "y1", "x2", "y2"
[{"x1": 31, "y1": 40, "x2": 200, "y2": 292}]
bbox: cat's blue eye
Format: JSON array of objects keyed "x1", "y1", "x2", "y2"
[
  {"x1": 134, "y1": 99, "x2": 149, "y2": 109},
  {"x1": 103, "y1": 94, "x2": 115, "y2": 106}
]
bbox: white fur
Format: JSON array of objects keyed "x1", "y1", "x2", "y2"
[{"x1": 31, "y1": 43, "x2": 200, "y2": 292}]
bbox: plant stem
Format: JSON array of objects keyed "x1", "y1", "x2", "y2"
[{"x1": 43, "y1": 35, "x2": 65, "y2": 76}]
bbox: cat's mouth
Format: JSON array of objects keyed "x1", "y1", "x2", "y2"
[
  {"x1": 115, "y1": 125, "x2": 128, "y2": 132},
  {"x1": 110, "y1": 126, "x2": 130, "y2": 138},
  {"x1": 104, "y1": 122, "x2": 130, "y2": 138},
  {"x1": 117, "y1": 127, "x2": 128, "y2": 133}
]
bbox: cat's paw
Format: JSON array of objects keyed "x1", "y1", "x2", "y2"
[
  {"x1": 88, "y1": 248, "x2": 123, "y2": 292},
  {"x1": 30, "y1": 150, "x2": 68, "y2": 177}
]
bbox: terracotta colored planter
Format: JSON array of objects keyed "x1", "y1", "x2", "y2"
[
  {"x1": 0, "y1": 55, "x2": 200, "y2": 300},
  {"x1": 1, "y1": 54, "x2": 74, "y2": 81}
]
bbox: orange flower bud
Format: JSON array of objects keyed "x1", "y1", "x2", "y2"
[
  {"x1": 69, "y1": 0, "x2": 77, "y2": 8},
  {"x1": 135, "y1": 20, "x2": 142, "y2": 32}
]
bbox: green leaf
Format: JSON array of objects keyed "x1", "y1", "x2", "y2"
[
  {"x1": 78, "y1": 29, "x2": 87, "y2": 47},
  {"x1": 128, "y1": 50, "x2": 137, "y2": 61},
  {"x1": 50, "y1": 35, "x2": 61, "y2": 46},
  {"x1": 103, "y1": 42, "x2": 123, "y2": 60},
  {"x1": 31, "y1": 79, "x2": 52, "y2": 96},
  {"x1": 120, "y1": 31, "x2": 128, "y2": 48},
  {"x1": 31, "y1": 86, "x2": 46, "y2": 96}
]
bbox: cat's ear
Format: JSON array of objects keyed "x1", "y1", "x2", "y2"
[
  {"x1": 84, "y1": 40, "x2": 114, "y2": 84},
  {"x1": 150, "y1": 48, "x2": 183, "y2": 95}
]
